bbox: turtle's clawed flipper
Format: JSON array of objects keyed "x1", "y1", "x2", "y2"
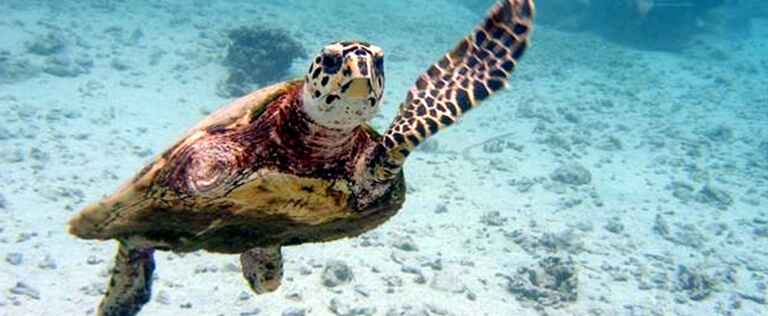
[
  {"x1": 375, "y1": 0, "x2": 534, "y2": 180},
  {"x1": 240, "y1": 246, "x2": 283, "y2": 294},
  {"x1": 97, "y1": 238, "x2": 156, "y2": 316}
]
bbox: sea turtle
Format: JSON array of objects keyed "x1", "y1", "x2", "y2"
[{"x1": 68, "y1": 1, "x2": 534, "y2": 315}]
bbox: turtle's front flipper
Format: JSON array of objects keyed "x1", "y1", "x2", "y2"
[
  {"x1": 375, "y1": 0, "x2": 534, "y2": 180},
  {"x1": 240, "y1": 246, "x2": 283, "y2": 294},
  {"x1": 97, "y1": 238, "x2": 155, "y2": 316}
]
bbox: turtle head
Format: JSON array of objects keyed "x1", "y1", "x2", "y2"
[{"x1": 302, "y1": 41, "x2": 384, "y2": 131}]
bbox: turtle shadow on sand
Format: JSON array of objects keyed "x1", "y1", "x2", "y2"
[{"x1": 67, "y1": 1, "x2": 536, "y2": 315}]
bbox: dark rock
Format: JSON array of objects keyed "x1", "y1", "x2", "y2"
[
  {"x1": 218, "y1": 26, "x2": 306, "y2": 97},
  {"x1": 86, "y1": 255, "x2": 104, "y2": 265},
  {"x1": 382, "y1": 275, "x2": 403, "y2": 288},
  {"x1": 0, "y1": 51, "x2": 39, "y2": 84},
  {"x1": 354, "y1": 284, "x2": 371, "y2": 297},
  {"x1": 550, "y1": 162, "x2": 591, "y2": 185},
  {"x1": 9, "y1": 282, "x2": 40, "y2": 300},
  {"x1": 391, "y1": 235, "x2": 418, "y2": 251},
  {"x1": 737, "y1": 291, "x2": 766, "y2": 305},
  {"x1": 510, "y1": 230, "x2": 584, "y2": 256},
  {"x1": 538, "y1": 230, "x2": 583, "y2": 254},
  {"x1": 5, "y1": 252, "x2": 23, "y2": 265},
  {"x1": 110, "y1": 58, "x2": 131, "y2": 71},
  {"x1": 675, "y1": 265, "x2": 715, "y2": 301},
  {"x1": 654, "y1": 214, "x2": 671, "y2": 238},
  {"x1": 480, "y1": 211, "x2": 507, "y2": 226},
  {"x1": 29, "y1": 148, "x2": 50, "y2": 162},
  {"x1": 433, "y1": 203, "x2": 448, "y2": 214},
  {"x1": 353, "y1": 306, "x2": 376, "y2": 316},
  {"x1": 696, "y1": 184, "x2": 733, "y2": 210},
  {"x1": 504, "y1": 255, "x2": 578, "y2": 307},
  {"x1": 667, "y1": 181, "x2": 695, "y2": 201},
  {"x1": 26, "y1": 32, "x2": 67, "y2": 55},
  {"x1": 604, "y1": 217, "x2": 624, "y2": 234},
  {"x1": 43, "y1": 55, "x2": 91, "y2": 77},
  {"x1": 705, "y1": 126, "x2": 733, "y2": 142},
  {"x1": 329, "y1": 297, "x2": 352, "y2": 316},
  {"x1": 282, "y1": 307, "x2": 306, "y2": 316},
  {"x1": 322, "y1": 260, "x2": 353, "y2": 287}
]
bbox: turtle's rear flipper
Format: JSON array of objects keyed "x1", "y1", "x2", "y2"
[
  {"x1": 97, "y1": 239, "x2": 155, "y2": 316},
  {"x1": 240, "y1": 246, "x2": 283, "y2": 294},
  {"x1": 375, "y1": 0, "x2": 534, "y2": 180}
]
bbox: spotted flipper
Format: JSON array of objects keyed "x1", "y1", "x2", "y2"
[
  {"x1": 97, "y1": 238, "x2": 155, "y2": 316},
  {"x1": 375, "y1": 0, "x2": 534, "y2": 180},
  {"x1": 240, "y1": 246, "x2": 283, "y2": 294}
]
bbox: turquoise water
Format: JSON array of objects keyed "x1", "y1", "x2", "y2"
[{"x1": 1, "y1": 0, "x2": 767, "y2": 315}]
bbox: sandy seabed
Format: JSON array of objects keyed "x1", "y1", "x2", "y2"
[{"x1": 1, "y1": 1, "x2": 767, "y2": 315}]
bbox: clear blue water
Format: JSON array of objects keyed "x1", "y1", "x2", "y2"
[{"x1": 0, "y1": 0, "x2": 767, "y2": 315}]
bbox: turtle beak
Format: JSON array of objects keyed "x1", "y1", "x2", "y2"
[
  {"x1": 342, "y1": 78, "x2": 372, "y2": 99},
  {"x1": 338, "y1": 54, "x2": 378, "y2": 100}
]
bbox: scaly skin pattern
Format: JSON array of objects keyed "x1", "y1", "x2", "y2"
[{"x1": 375, "y1": 0, "x2": 535, "y2": 180}]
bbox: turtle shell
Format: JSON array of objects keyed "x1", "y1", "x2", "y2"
[{"x1": 69, "y1": 80, "x2": 406, "y2": 254}]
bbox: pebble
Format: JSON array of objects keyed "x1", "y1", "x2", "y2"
[
  {"x1": 354, "y1": 284, "x2": 371, "y2": 297},
  {"x1": 385, "y1": 305, "x2": 429, "y2": 316},
  {"x1": 155, "y1": 290, "x2": 170, "y2": 305},
  {"x1": 238, "y1": 291, "x2": 251, "y2": 301},
  {"x1": 322, "y1": 260, "x2": 353, "y2": 287},
  {"x1": 413, "y1": 274, "x2": 426, "y2": 284},
  {"x1": 223, "y1": 262, "x2": 240, "y2": 273},
  {"x1": 329, "y1": 297, "x2": 352, "y2": 316},
  {"x1": 240, "y1": 308, "x2": 261, "y2": 315},
  {"x1": 391, "y1": 235, "x2": 418, "y2": 252},
  {"x1": 5, "y1": 252, "x2": 23, "y2": 265},
  {"x1": 354, "y1": 306, "x2": 376, "y2": 316},
  {"x1": 604, "y1": 217, "x2": 624, "y2": 234},
  {"x1": 420, "y1": 257, "x2": 442, "y2": 271},
  {"x1": 9, "y1": 282, "x2": 40, "y2": 300},
  {"x1": 696, "y1": 184, "x2": 733, "y2": 209},
  {"x1": 282, "y1": 307, "x2": 306, "y2": 316},
  {"x1": 38, "y1": 254, "x2": 57, "y2": 270},
  {"x1": 425, "y1": 304, "x2": 450, "y2": 316},
  {"x1": 401, "y1": 264, "x2": 421, "y2": 274},
  {"x1": 285, "y1": 291, "x2": 302, "y2": 301},
  {"x1": 429, "y1": 272, "x2": 466, "y2": 294},
  {"x1": 550, "y1": 162, "x2": 592, "y2": 185},
  {"x1": 86, "y1": 255, "x2": 104, "y2": 265},
  {"x1": 479, "y1": 211, "x2": 507, "y2": 226},
  {"x1": 382, "y1": 275, "x2": 403, "y2": 288}
]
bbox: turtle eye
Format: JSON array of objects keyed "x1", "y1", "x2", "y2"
[
  {"x1": 322, "y1": 53, "x2": 342, "y2": 74},
  {"x1": 373, "y1": 56, "x2": 384, "y2": 72}
]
